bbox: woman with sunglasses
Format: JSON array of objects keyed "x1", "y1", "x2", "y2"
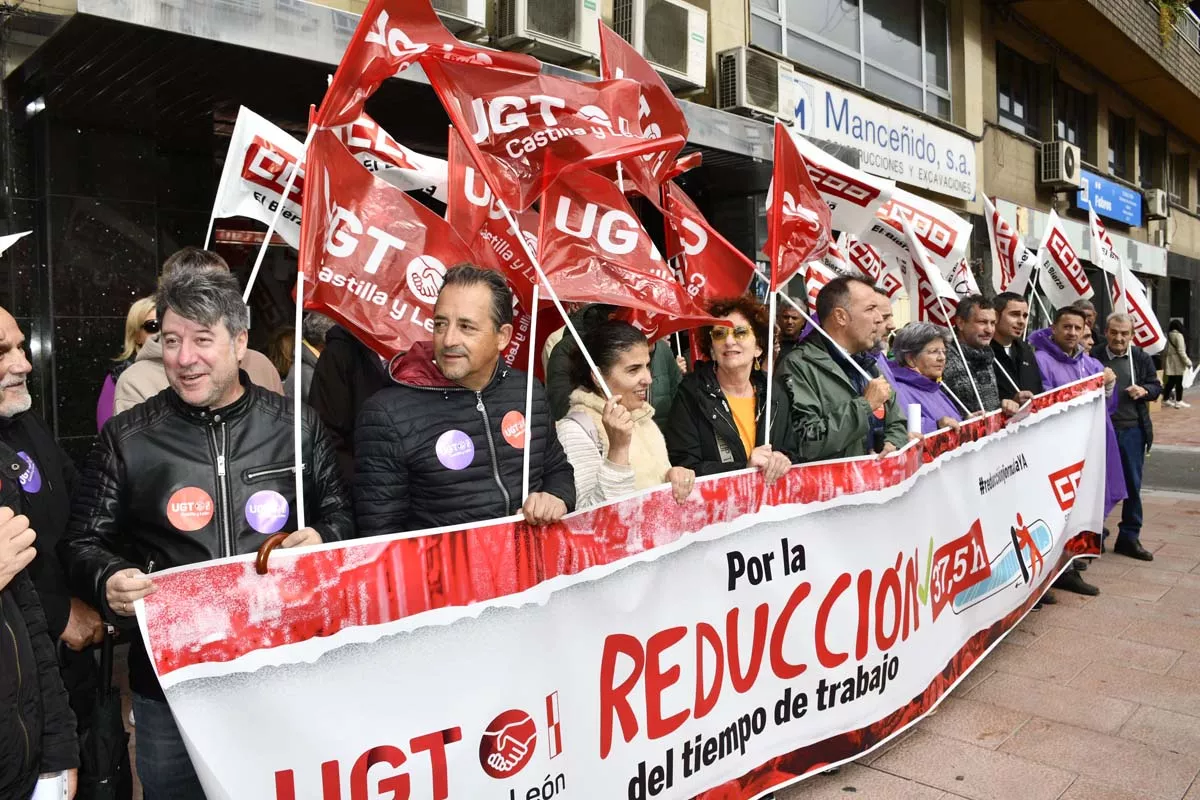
[
  {"x1": 96, "y1": 297, "x2": 157, "y2": 431},
  {"x1": 556, "y1": 321, "x2": 696, "y2": 509},
  {"x1": 664, "y1": 296, "x2": 798, "y2": 483}
]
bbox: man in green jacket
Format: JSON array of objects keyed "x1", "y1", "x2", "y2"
[{"x1": 782, "y1": 276, "x2": 908, "y2": 462}]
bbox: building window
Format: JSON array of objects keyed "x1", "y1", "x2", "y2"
[
  {"x1": 1054, "y1": 81, "x2": 1092, "y2": 164},
  {"x1": 1139, "y1": 131, "x2": 1163, "y2": 190},
  {"x1": 749, "y1": 0, "x2": 952, "y2": 121},
  {"x1": 1108, "y1": 113, "x2": 1129, "y2": 179},
  {"x1": 1169, "y1": 152, "x2": 1189, "y2": 206},
  {"x1": 996, "y1": 43, "x2": 1041, "y2": 139}
]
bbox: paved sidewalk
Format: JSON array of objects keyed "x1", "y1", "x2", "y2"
[{"x1": 781, "y1": 397, "x2": 1200, "y2": 800}]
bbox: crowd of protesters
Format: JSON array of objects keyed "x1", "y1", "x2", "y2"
[{"x1": 0, "y1": 248, "x2": 1187, "y2": 798}]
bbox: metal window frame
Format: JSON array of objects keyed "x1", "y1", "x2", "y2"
[
  {"x1": 1109, "y1": 111, "x2": 1129, "y2": 179},
  {"x1": 1053, "y1": 79, "x2": 1091, "y2": 163},
  {"x1": 748, "y1": 0, "x2": 951, "y2": 120},
  {"x1": 995, "y1": 42, "x2": 1040, "y2": 139}
]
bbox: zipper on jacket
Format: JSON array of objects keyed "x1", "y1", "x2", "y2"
[
  {"x1": 208, "y1": 422, "x2": 234, "y2": 558},
  {"x1": 4, "y1": 617, "x2": 31, "y2": 770},
  {"x1": 245, "y1": 464, "x2": 297, "y2": 482},
  {"x1": 476, "y1": 392, "x2": 513, "y2": 515}
]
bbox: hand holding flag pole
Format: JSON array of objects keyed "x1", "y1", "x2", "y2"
[{"x1": 521, "y1": 284, "x2": 541, "y2": 503}]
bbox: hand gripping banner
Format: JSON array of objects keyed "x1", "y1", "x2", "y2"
[{"x1": 137, "y1": 378, "x2": 1107, "y2": 800}]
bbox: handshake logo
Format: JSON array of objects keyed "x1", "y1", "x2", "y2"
[{"x1": 477, "y1": 694, "x2": 564, "y2": 780}]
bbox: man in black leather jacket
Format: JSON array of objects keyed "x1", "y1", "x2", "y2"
[
  {"x1": 355, "y1": 265, "x2": 574, "y2": 537},
  {"x1": 60, "y1": 267, "x2": 352, "y2": 799}
]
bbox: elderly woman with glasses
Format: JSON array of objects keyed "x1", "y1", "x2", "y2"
[
  {"x1": 664, "y1": 295, "x2": 798, "y2": 482},
  {"x1": 96, "y1": 296, "x2": 157, "y2": 431},
  {"x1": 890, "y1": 321, "x2": 968, "y2": 433}
]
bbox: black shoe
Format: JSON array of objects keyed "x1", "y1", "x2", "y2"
[
  {"x1": 1054, "y1": 569, "x2": 1100, "y2": 596},
  {"x1": 1039, "y1": 590, "x2": 1058, "y2": 605},
  {"x1": 1032, "y1": 602, "x2": 1043, "y2": 611},
  {"x1": 1101, "y1": 530, "x2": 1108, "y2": 553},
  {"x1": 1075, "y1": 559, "x2": 1089, "y2": 571},
  {"x1": 1114, "y1": 538, "x2": 1154, "y2": 561}
]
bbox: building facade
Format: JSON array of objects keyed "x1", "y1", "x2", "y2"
[{"x1": 1, "y1": 0, "x2": 1199, "y2": 460}]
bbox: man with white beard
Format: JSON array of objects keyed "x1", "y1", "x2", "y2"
[{"x1": 0, "y1": 308, "x2": 104, "y2": 721}]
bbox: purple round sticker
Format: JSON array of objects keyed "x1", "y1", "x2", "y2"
[
  {"x1": 436, "y1": 430, "x2": 475, "y2": 470},
  {"x1": 245, "y1": 490, "x2": 290, "y2": 534},
  {"x1": 16, "y1": 451, "x2": 41, "y2": 494}
]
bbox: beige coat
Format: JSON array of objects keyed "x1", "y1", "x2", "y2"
[
  {"x1": 1165, "y1": 330, "x2": 1192, "y2": 376},
  {"x1": 112, "y1": 334, "x2": 284, "y2": 415}
]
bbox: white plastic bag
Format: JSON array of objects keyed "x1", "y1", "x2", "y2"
[{"x1": 1183, "y1": 365, "x2": 1199, "y2": 390}]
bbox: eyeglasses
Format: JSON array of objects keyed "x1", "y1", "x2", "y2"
[
  {"x1": 141, "y1": 319, "x2": 160, "y2": 334},
  {"x1": 710, "y1": 326, "x2": 753, "y2": 343}
]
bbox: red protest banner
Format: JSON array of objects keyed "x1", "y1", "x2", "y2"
[
  {"x1": 538, "y1": 170, "x2": 720, "y2": 340},
  {"x1": 315, "y1": 0, "x2": 539, "y2": 128},
  {"x1": 446, "y1": 128, "x2": 539, "y2": 310},
  {"x1": 766, "y1": 122, "x2": 831, "y2": 290},
  {"x1": 298, "y1": 129, "x2": 476, "y2": 357},
  {"x1": 663, "y1": 182, "x2": 757, "y2": 303},
  {"x1": 598, "y1": 21, "x2": 688, "y2": 199},
  {"x1": 424, "y1": 58, "x2": 686, "y2": 211}
]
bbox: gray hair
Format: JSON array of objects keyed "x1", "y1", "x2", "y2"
[
  {"x1": 1106, "y1": 312, "x2": 1133, "y2": 329},
  {"x1": 893, "y1": 322, "x2": 951, "y2": 367},
  {"x1": 156, "y1": 267, "x2": 249, "y2": 338},
  {"x1": 302, "y1": 312, "x2": 336, "y2": 346},
  {"x1": 1071, "y1": 298, "x2": 1096, "y2": 314}
]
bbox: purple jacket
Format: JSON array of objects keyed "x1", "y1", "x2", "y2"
[
  {"x1": 874, "y1": 351, "x2": 895, "y2": 385},
  {"x1": 1030, "y1": 328, "x2": 1127, "y2": 516},
  {"x1": 891, "y1": 364, "x2": 962, "y2": 434}
]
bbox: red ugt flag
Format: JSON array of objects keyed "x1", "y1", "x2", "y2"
[
  {"x1": 446, "y1": 128, "x2": 539, "y2": 310},
  {"x1": 316, "y1": 0, "x2": 539, "y2": 128},
  {"x1": 538, "y1": 170, "x2": 721, "y2": 340},
  {"x1": 766, "y1": 122, "x2": 831, "y2": 290},
  {"x1": 662, "y1": 181, "x2": 757, "y2": 303},
  {"x1": 298, "y1": 129, "x2": 477, "y2": 358},
  {"x1": 425, "y1": 59, "x2": 686, "y2": 212},
  {"x1": 597, "y1": 22, "x2": 688, "y2": 199}
]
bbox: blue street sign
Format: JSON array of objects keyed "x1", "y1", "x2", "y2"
[{"x1": 1075, "y1": 169, "x2": 1142, "y2": 227}]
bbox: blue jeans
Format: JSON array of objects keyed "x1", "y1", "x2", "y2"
[
  {"x1": 1115, "y1": 425, "x2": 1146, "y2": 543},
  {"x1": 132, "y1": 693, "x2": 206, "y2": 800}
]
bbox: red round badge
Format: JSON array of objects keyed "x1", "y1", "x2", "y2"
[
  {"x1": 501, "y1": 410, "x2": 526, "y2": 449},
  {"x1": 479, "y1": 709, "x2": 537, "y2": 779},
  {"x1": 166, "y1": 487, "x2": 215, "y2": 532}
]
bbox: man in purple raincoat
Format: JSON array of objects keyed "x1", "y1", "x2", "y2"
[{"x1": 1030, "y1": 307, "x2": 1125, "y2": 596}]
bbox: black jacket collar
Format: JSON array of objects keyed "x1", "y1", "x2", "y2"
[{"x1": 167, "y1": 370, "x2": 255, "y2": 423}]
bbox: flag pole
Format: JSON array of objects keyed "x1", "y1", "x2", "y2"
[
  {"x1": 776, "y1": 292, "x2": 872, "y2": 382},
  {"x1": 292, "y1": 270, "x2": 307, "y2": 530},
  {"x1": 937, "y1": 294, "x2": 986, "y2": 412},
  {"x1": 995, "y1": 359, "x2": 1022, "y2": 395},
  {"x1": 521, "y1": 285, "x2": 540, "y2": 503},
  {"x1": 939, "y1": 380, "x2": 972, "y2": 416},
  {"x1": 764, "y1": 290, "x2": 777, "y2": 445},
  {"x1": 496, "y1": 196, "x2": 613, "y2": 400},
  {"x1": 243, "y1": 123, "x2": 316, "y2": 303}
]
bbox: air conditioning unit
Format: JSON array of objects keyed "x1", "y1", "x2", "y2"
[
  {"x1": 1038, "y1": 140, "x2": 1080, "y2": 189},
  {"x1": 1145, "y1": 188, "x2": 1169, "y2": 220},
  {"x1": 493, "y1": 0, "x2": 600, "y2": 65},
  {"x1": 433, "y1": 0, "x2": 487, "y2": 38},
  {"x1": 612, "y1": 0, "x2": 707, "y2": 92},
  {"x1": 1151, "y1": 228, "x2": 1169, "y2": 248},
  {"x1": 716, "y1": 47, "x2": 794, "y2": 121}
]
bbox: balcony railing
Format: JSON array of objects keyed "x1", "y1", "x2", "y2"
[{"x1": 1145, "y1": 1, "x2": 1200, "y2": 55}]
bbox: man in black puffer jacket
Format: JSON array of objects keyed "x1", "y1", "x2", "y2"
[
  {"x1": 355, "y1": 265, "x2": 575, "y2": 536},
  {"x1": 0, "y1": 444, "x2": 79, "y2": 799},
  {"x1": 59, "y1": 267, "x2": 352, "y2": 799}
]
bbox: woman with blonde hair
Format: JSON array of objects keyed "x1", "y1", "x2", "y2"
[{"x1": 96, "y1": 296, "x2": 156, "y2": 430}]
